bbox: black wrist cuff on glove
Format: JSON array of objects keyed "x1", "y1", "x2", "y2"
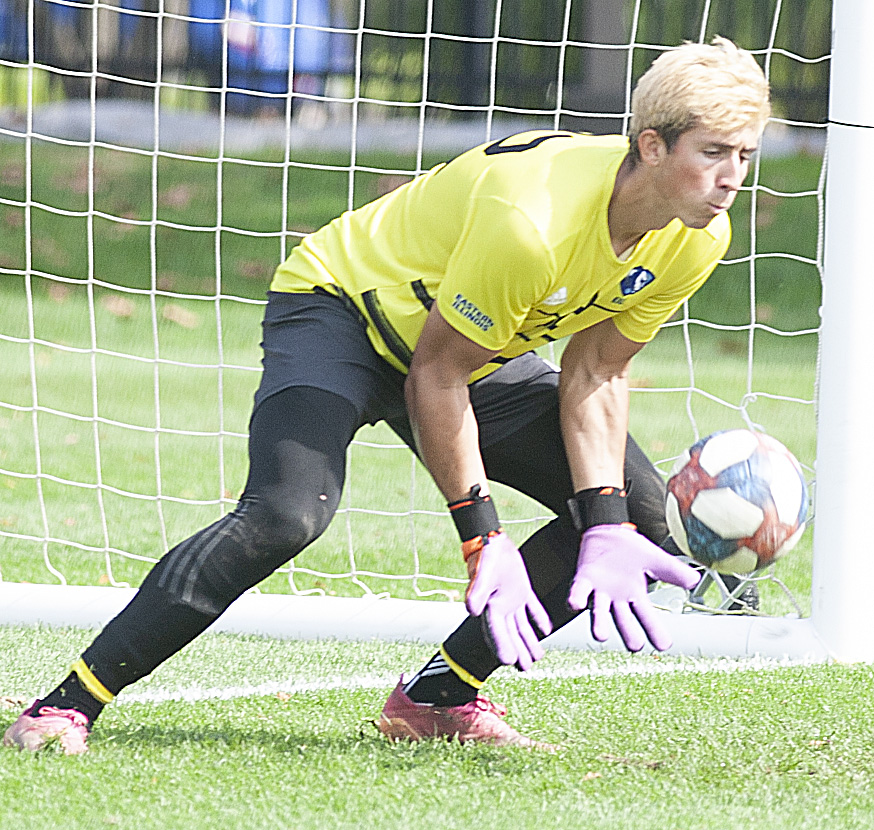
[
  {"x1": 567, "y1": 486, "x2": 630, "y2": 532},
  {"x1": 448, "y1": 485, "x2": 501, "y2": 543}
]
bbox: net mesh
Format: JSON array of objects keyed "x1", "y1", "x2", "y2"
[{"x1": 0, "y1": 0, "x2": 828, "y2": 616}]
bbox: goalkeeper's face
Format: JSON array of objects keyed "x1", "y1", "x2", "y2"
[{"x1": 653, "y1": 125, "x2": 760, "y2": 230}]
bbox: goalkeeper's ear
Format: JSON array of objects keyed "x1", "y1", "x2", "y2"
[{"x1": 635, "y1": 128, "x2": 670, "y2": 168}]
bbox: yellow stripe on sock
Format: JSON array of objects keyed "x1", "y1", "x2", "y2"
[
  {"x1": 439, "y1": 645, "x2": 484, "y2": 690},
  {"x1": 70, "y1": 658, "x2": 115, "y2": 705}
]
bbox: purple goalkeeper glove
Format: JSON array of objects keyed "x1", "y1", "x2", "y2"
[
  {"x1": 465, "y1": 531, "x2": 553, "y2": 671},
  {"x1": 567, "y1": 524, "x2": 699, "y2": 652}
]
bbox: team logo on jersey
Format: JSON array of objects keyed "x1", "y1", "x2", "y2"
[
  {"x1": 542, "y1": 287, "x2": 567, "y2": 306},
  {"x1": 620, "y1": 266, "x2": 656, "y2": 296},
  {"x1": 451, "y1": 293, "x2": 494, "y2": 332}
]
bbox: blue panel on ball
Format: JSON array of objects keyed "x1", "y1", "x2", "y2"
[
  {"x1": 716, "y1": 459, "x2": 771, "y2": 508},
  {"x1": 684, "y1": 515, "x2": 739, "y2": 566}
]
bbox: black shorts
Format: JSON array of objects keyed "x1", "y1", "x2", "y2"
[{"x1": 256, "y1": 291, "x2": 561, "y2": 448}]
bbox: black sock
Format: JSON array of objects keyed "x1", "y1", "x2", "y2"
[
  {"x1": 38, "y1": 673, "x2": 106, "y2": 726},
  {"x1": 403, "y1": 652, "x2": 479, "y2": 707}
]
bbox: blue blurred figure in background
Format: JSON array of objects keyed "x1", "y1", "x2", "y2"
[{"x1": 189, "y1": 0, "x2": 352, "y2": 115}]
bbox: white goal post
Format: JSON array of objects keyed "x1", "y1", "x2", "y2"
[
  {"x1": 810, "y1": 0, "x2": 874, "y2": 662},
  {"x1": 0, "y1": 0, "x2": 860, "y2": 662}
]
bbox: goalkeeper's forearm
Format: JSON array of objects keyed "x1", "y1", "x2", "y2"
[
  {"x1": 558, "y1": 322, "x2": 641, "y2": 492},
  {"x1": 405, "y1": 301, "x2": 500, "y2": 503},
  {"x1": 405, "y1": 367, "x2": 488, "y2": 503}
]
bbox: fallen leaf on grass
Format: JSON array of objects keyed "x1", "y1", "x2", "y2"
[
  {"x1": 1, "y1": 163, "x2": 24, "y2": 187},
  {"x1": 159, "y1": 183, "x2": 196, "y2": 209},
  {"x1": 162, "y1": 303, "x2": 200, "y2": 329},
  {"x1": 717, "y1": 337, "x2": 746, "y2": 355},
  {"x1": 377, "y1": 174, "x2": 411, "y2": 196},
  {"x1": 101, "y1": 294, "x2": 136, "y2": 318},
  {"x1": 156, "y1": 273, "x2": 179, "y2": 291},
  {"x1": 47, "y1": 282, "x2": 72, "y2": 303},
  {"x1": 756, "y1": 303, "x2": 775, "y2": 323},
  {"x1": 2, "y1": 209, "x2": 23, "y2": 229},
  {"x1": 237, "y1": 260, "x2": 269, "y2": 281}
]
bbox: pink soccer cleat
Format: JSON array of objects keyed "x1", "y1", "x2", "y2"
[
  {"x1": 3, "y1": 701, "x2": 90, "y2": 755},
  {"x1": 378, "y1": 679, "x2": 556, "y2": 749}
]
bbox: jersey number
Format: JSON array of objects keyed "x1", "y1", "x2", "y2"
[{"x1": 484, "y1": 133, "x2": 573, "y2": 155}]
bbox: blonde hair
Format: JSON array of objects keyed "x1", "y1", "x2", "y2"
[{"x1": 628, "y1": 36, "x2": 770, "y2": 160}]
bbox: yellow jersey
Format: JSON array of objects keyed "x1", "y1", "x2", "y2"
[{"x1": 270, "y1": 131, "x2": 730, "y2": 381}]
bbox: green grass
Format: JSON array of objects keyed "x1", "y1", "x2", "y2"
[{"x1": 2, "y1": 625, "x2": 874, "y2": 830}]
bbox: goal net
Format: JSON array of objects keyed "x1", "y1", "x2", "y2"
[{"x1": 0, "y1": 0, "x2": 834, "y2": 657}]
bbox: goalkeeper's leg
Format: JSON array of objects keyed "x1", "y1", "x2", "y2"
[{"x1": 20, "y1": 386, "x2": 361, "y2": 730}]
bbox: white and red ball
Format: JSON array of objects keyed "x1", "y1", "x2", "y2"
[{"x1": 665, "y1": 429, "x2": 808, "y2": 574}]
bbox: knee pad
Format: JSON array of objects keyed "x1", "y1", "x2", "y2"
[{"x1": 242, "y1": 490, "x2": 337, "y2": 560}]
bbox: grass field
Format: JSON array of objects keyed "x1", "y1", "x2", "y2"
[
  {"x1": 3, "y1": 626, "x2": 874, "y2": 830},
  {"x1": 0, "y1": 131, "x2": 855, "y2": 828}
]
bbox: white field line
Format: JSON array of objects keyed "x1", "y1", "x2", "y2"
[{"x1": 118, "y1": 655, "x2": 820, "y2": 706}]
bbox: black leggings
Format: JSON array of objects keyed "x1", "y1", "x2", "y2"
[
  {"x1": 83, "y1": 386, "x2": 361, "y2": 694},
  {"x1": 82, "y1": 384, "x2": 669, "y2": 695}
]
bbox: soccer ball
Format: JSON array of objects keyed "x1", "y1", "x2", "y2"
[{"x1": 665, "y1": 429, "x2": 808, "y2": 574}]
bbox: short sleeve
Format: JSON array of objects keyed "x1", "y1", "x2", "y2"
[
  {"x1": 614, "y1": 217, "x2": 731, "y2": 343},
  {"x1": 613, "y1": 264, "x2": 713, "y2": 342}
]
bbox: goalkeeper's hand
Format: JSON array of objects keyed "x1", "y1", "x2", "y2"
[
  {"x1": 567, "y1": 524, "x2": 699, "y2": 652},
  {"x1": 464, "y1": 531, "x2": 553, "y2": 671}
]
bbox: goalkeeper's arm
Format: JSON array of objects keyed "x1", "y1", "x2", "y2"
[
  {"x1": 405, "y1": 302, "x2": 551, "y2": 670},
  {"x1": 405, "y1": 302, "x2": 495, "y2": 506},
  {"x1": 558, "y1": 321, "x2": 698, "y2": 651}
]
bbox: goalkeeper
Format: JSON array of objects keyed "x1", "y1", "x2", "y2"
[{"x1": 5, "y1": 36, "x2": 770, "y2": 754}]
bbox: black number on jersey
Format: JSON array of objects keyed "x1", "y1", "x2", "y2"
[{"x1": 484, "y1": 133, "x2": 574, "y2": 155}]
